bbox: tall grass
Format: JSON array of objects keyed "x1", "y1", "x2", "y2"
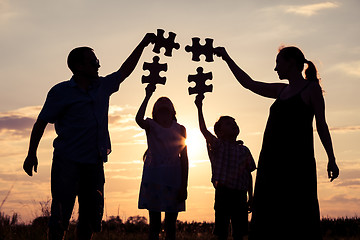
[
  {"x1": 0, "y1": 192, "x2": 359, "y2": 240},
  {"x1": 1, "y1": 210, "x2": 360, "y2": 240}
]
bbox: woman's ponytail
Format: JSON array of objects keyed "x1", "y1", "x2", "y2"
[{"x1": 304, "y1": 60, "x2": 320, "y2": 83}]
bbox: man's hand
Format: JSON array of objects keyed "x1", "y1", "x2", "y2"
[
  {"x1": 23, "y1": 155, "x2": 38, "y2": 176},
  {"x1": 141, "y1": 33, "x2": 156, "y2": 47}
]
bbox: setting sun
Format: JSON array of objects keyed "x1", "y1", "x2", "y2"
[{"x1": 185, "y1": 128, "x2": 207, "y2": 160}]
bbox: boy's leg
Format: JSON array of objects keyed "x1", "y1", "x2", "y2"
[
  {"x1": 230, "y1": 190, "x2": 248, "y2": 240},
  {"x1": 214, "y1": 210, "x2": 230, "y2": 240},
  {"x1": 214, "y1": 186, "x2": 230, "y2": 240},
  {"x1": 164, "y1": 212, "x2": 178, "y2": 240},
  {"x1": 48, "y1": 159, "x2": 78, "y2": 240},
  {"x1": 148, "y1": 211, "x2": 161, "y2": 240},
  {"x1": 77, "y1": 162, "x2": 105, "y2": 240}
]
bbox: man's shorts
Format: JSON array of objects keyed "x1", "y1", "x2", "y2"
[{"x1": 49, "y1": 158, "x2": 105, "y2": 233}]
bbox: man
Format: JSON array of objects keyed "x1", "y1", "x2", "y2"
[{"x1": 23, "y1": 32, "x2": 155, "y2": 240}]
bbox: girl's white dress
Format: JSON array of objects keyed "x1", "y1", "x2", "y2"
[{"x1": 138, "y1": 118, "x2": 186, "y2": 212}]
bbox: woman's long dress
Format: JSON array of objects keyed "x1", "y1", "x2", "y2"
[{"x1": 250, "y1": 86, "x2": 322, "y2": 240}]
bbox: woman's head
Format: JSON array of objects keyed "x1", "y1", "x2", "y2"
[
  {"x1": 276, "y1": 46, "x2": 320, "y2": 83},
  {"x1": 152, "y1": 97, "x2": 177, "y2": 123}
]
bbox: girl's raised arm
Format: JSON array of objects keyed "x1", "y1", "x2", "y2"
[
  {"x1": 136, "y1": 84, "x2": 156, "y2": 130},
  {"x1": 214, "y1": 47, "x2": 286, "y2": 99}
]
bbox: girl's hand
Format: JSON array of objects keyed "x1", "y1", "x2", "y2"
[
  {"x1": 177, "y1": 187, "x2": 188, "y2": 202},
  {"x1": 327, "y1": 160, "x2": 339, "y2": 182},
  {"x1": 247, "y1": 197, "x2": 253, "y2": 213},
  {"x1": 145, "y1": 84, "x2": 156, "y2": 97}
]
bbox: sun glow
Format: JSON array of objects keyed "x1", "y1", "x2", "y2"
[{"x1": 185, "y1": 128, "x2": 207, "y2": 160}]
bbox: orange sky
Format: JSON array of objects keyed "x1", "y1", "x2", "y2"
[{"x1": 0, "y1": 0, "x2": 359, "y2": 223}]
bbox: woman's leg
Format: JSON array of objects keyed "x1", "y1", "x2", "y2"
[
  {"x1": 164, "y1": 212, "x2": 178, "y2": 240},
  {"x1": 149, "y1": 211, "x2": 161, "y2": 240}
]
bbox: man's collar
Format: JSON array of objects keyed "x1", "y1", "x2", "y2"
[
  {"x1": 69, "y1": 76, "x2": 100, "y2": 89},
  {"x1": 69, "y1": 76, "x2": 77, "y2": 87}
]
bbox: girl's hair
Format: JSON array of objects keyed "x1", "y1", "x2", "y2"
[
  {"x1": 278, "y1": 46, "x2": 320, "y2": 83},
  {"x1": 152, "y1": 97, "x2": 177, "y2": 123}
]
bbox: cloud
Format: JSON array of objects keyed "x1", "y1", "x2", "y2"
[
  {"x1": 329, "y1": 125, "x2": 360, "y2": 133},
  {"x1": 323, "y1": 194, "x2": 360, "y2": 205},
  {"x1": 0, "y1": 106, "x2": 41, "y2": 137},
  {"x1": 335, "y1": 179, "x2": 360, "y2": 187},
  {"x1": 284, "y1": 2, "x2": 339, "y2": 16},
  {"x1": 0, "y1": 0, "x2": 20, "y2": 23},
  {"x1": 0, "y1": 116, "x2": 34, "y2": 131},
  {"x1": 331, "y1": 61, "x2": 360, "y2": 78}
]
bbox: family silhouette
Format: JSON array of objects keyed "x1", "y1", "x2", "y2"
[{"x1": 23, "y1": 30, "x2": 339, "y2": 240}]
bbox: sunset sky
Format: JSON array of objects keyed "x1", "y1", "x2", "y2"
[{"x1": 1, "y1": 0, "x2": 359, "y2": 223}]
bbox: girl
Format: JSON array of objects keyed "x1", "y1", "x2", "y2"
[
  {"x1": 136, "y1": 84, "x2": 188, "y2": 240},
  {"x1": 215, "y1": 46, "x2": 339, "y2": 239}
]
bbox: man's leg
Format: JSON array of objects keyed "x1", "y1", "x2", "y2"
[
  {"x1": 164, "y1": 212, "x2": 178, "y2": 240},
  {"x1": 77, "y1": 162, "x2": 105, "y2": 240},
  {"x1": 148, "y1": 211, "x2": 161, "y2": 240},
  {"x1": 48, "y1": 159, "x2": 78, "y2": 240}
]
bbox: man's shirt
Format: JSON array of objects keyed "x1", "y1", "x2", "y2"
[{"x1": 38, "y1": 71, "x2": 122, "y2": 163}]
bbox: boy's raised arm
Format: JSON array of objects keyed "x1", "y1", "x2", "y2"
[{"x1": 194, "y1": 95, "x2": 215, "y2": 142}]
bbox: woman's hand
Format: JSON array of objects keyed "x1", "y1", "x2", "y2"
[
  {"x1": 214, "y1": 47, "x2": 230, "y2": 61},
  {"x1": 327, "y1": 160, "x2": 339, "y2": 182}
]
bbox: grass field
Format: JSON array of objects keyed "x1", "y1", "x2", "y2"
[{"x1": 1, "y1": 211, "x2": 359, "y2": 240}]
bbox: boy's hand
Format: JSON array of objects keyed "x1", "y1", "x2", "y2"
[
  {"x1": 194, "y1": 94, "x2": 204, "y2": 108},
  {"x1": 145, "y1": 84, "x2": 156, "y2": 97}
]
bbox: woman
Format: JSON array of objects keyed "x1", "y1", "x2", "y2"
[{"x1": 215, "y1": 46, "x2": 339, "y2": 239}]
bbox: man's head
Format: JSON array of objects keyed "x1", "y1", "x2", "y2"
[
  {"x1": 67, "y1": 47, "x2": 100, "y2": 78},
  {"x1": 214, "y1": 116, "x2": 240, "y2": 140}
]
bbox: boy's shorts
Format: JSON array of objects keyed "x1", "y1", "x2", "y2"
[
  {"x1": 214, "y1": 185, "x2": 248, "y2": 239},
  {"x1": 49, "y1": 158, "x2": 105, "y2": 233}
]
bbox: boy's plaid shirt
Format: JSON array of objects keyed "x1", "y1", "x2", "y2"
[{"x1": 207, "y1": 136, "x2": 256, "y2": 191}]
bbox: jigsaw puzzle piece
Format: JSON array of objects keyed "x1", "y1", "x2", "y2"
[
  {"x1": 188, "y1": 67, "x2": 213, "y2": 96},
  {"x1": 185, "y1": 38, "x2": 215, "y2": 62},
  {"x1": 152, "y1": 29, "x2": 180, "y2": 57},
  {"x1": 142, "y1": 56, "x2": 168, "y2": 86}
]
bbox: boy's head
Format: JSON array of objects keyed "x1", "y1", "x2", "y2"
[{"x1": 214, "y1": 116, "x2": 240, "y2": 140}]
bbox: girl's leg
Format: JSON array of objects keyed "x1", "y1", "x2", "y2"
[
  {"x1": 164, "y1": 212, "x2": 178, "y2": 240},
  {"x1": 149, "y1": 211, "x2": 161, "y2": 240}
]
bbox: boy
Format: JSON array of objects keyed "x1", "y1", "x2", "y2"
[{"x1": 194, "y1": 94, "x2": 256, "y2": 240}]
